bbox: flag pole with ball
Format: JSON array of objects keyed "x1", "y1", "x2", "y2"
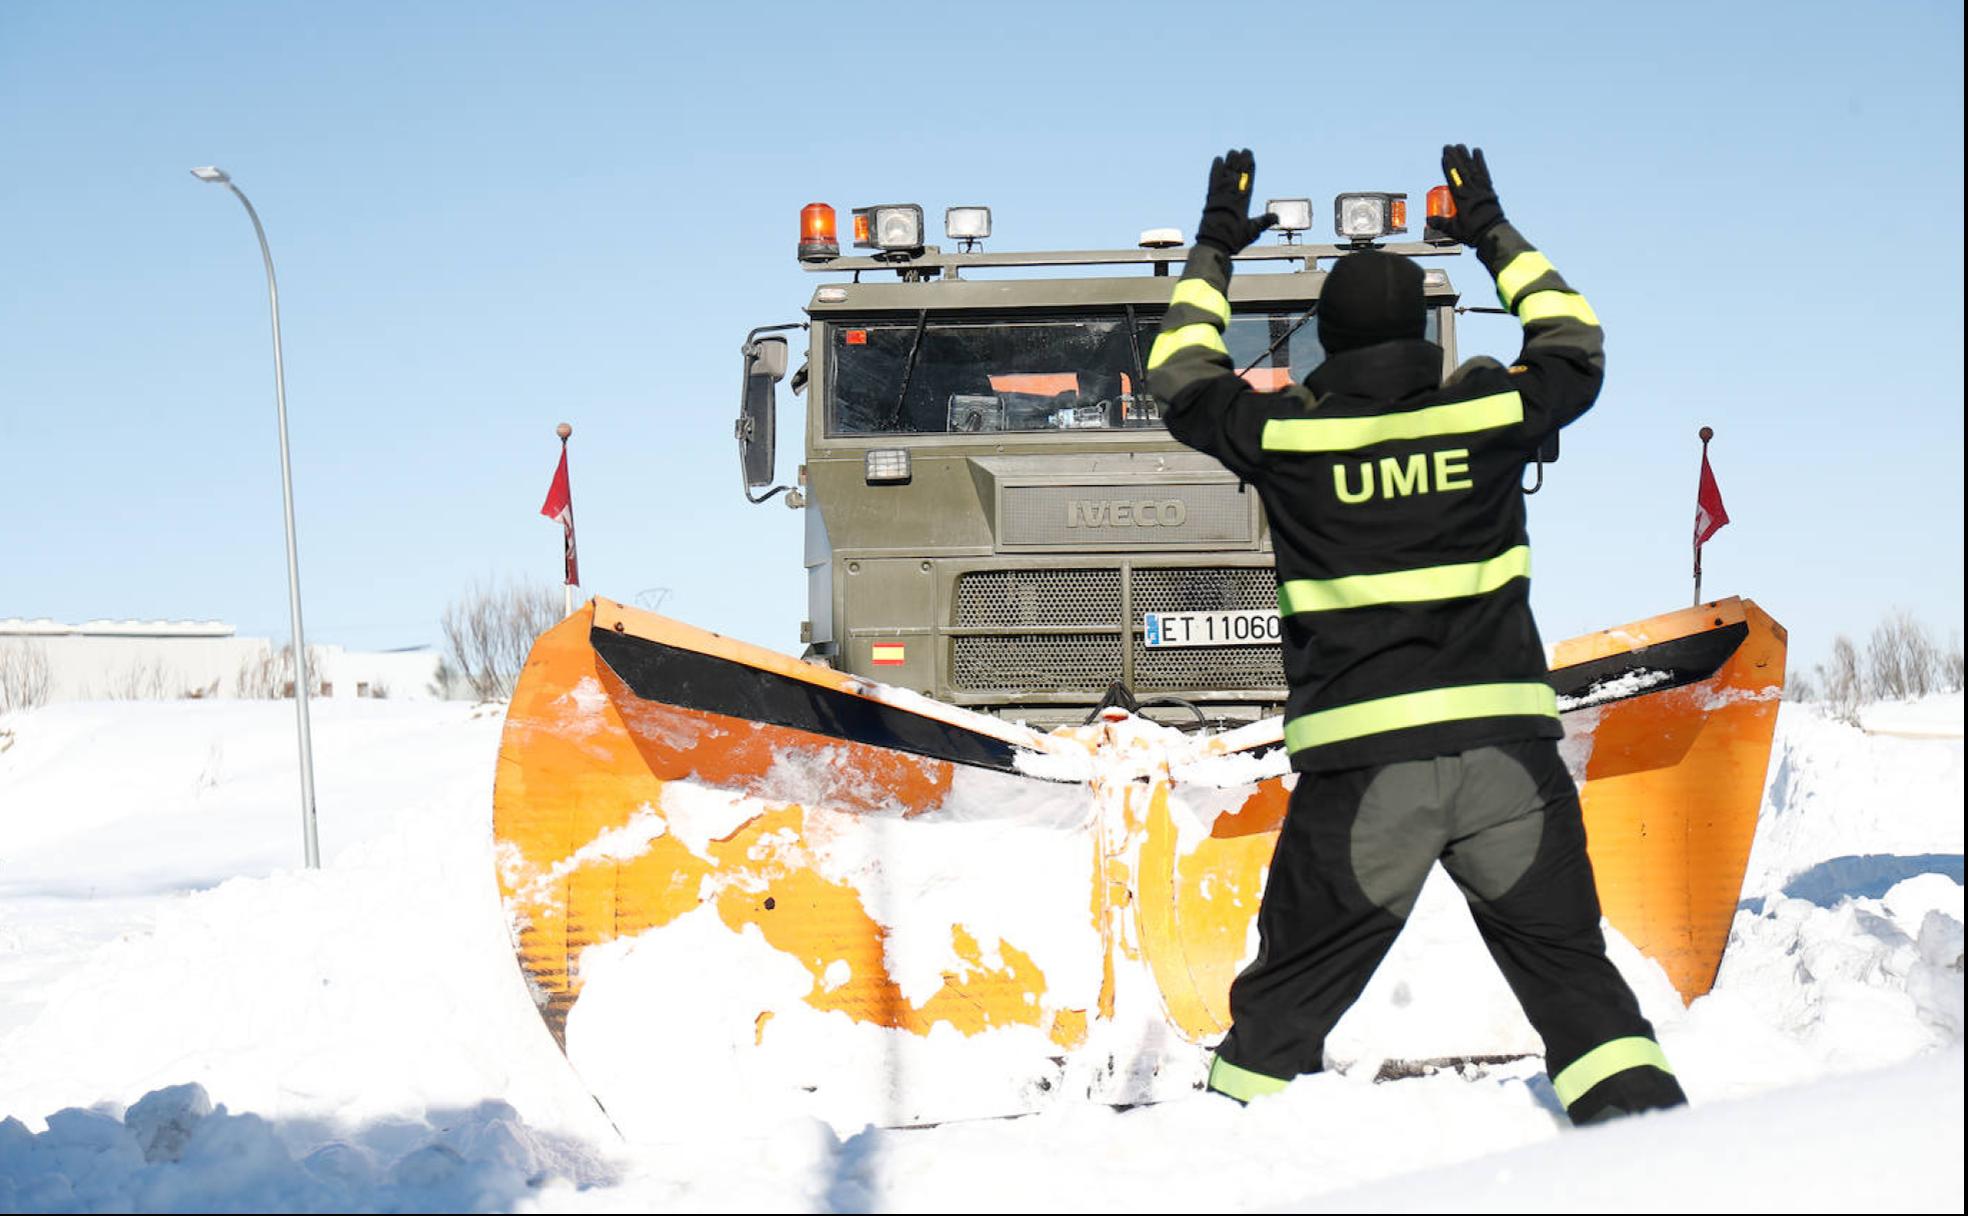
[
  {"x1": 1693, "y1": 426, "x2": 1731, "y2": 607},
  {"x1": 542, "y1": 423, "x2": 580, "y2": 618}
]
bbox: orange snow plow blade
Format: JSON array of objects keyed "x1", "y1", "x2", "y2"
[
  {"x1": 494, "y1": 597, "x2": 1782, "y2": 1125},
  {"x1": 1549, "y1": 597, "x2": 1787, "y2": 1001}
]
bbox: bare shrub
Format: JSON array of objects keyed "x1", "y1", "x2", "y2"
[
  {"x1": 1783, "y1": 669, "x2": 1818, "y2": 703},
  {"x1": 234, "y1": 643, "x2": 326, "y2": 699},
  {"x1": 1814, "y1": 635, "x2": 1863, "y2": 725},
  {"x1": 441, "y1": 578, "x2": 562, "y2": 702},
  {"x1": 1945, "y1": 635, "x2": 1964, "y2": 694},
  {"x1": 1864, "y1": 610, "x2": 1941, "y2": 701},
  {"x1": 0, "y1": 642, "x2": 53, "y2": 716},
  {"x1": 106, "y1": 657, "x2": 174, "y2": 701}
]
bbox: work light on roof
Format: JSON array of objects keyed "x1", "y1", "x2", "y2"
[
  {"x1": 1266, "y1": 198, "x2": 1312, "y2": 242},
  {"x1": 853, "y1": 204, "x2": 925, "y2": 253},
  {"x1": 1334, "y1": 192, "x2": 1408, "y2": 244},
  {"x1": 945, "y1": 206, "x2": 991, "y2": 249}
]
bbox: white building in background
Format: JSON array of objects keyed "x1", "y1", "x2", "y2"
[{"x1": 0, "y1": 619, "x2": 446, "y2": 703}]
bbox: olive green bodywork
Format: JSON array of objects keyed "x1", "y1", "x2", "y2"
[{"x1": 745, "y1": 241, "x2": 1464, "y2": 727}]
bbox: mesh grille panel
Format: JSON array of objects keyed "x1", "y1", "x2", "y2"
[
  {"x1": 952, "y1": 635, "x2": 1122, "y2": 691},
  {"x1": 948, "y1": 565, "x2": 1283, "y2": 695},
  {"x1": 1130, "y1": 567, "x2": 1278, "y2": 619},
  {"x1": 1131, "y1": 641, "x2": 1287, "y2": 691},
  {"x1": 955, "y1": 569, "x2": 1122, "y2": 629}
]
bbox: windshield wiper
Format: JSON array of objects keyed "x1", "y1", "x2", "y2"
[
  {"x1": 1124, "y1": 304, "x2": 1148, "y2": 395},
  {"x1": 881, "y1": 309, "x2": 931, "y2": 430},
  {"x1": 1239, "y1": 309, "x2": 1314, "y2": 380}
]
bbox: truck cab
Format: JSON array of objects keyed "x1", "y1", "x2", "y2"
[{"x1": 737, "y1": 201, "x2": 1464, "y2": 728}]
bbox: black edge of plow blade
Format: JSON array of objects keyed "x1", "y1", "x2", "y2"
[
  {"x1": 1210, "y1": 620, "x2": 1753, "y2": 761},
  {"x1": 1546, "y1": 621, "x2": 1749, "y2": 709},
  {"x1": 591, "y1": 627, "x2": 1025, "y2": 774}
]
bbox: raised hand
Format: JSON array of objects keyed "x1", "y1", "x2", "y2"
[
  {"x1": 1195, "y1": 149, "x2": 1279, "y2": 256},
  {"x1": 1428, "y1": 144, "x2": 1506, "y2": 247}
]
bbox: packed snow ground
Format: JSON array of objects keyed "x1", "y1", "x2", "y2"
[{"x1": 0, "y1": 694, "x2": 1961, "y2": 1212}]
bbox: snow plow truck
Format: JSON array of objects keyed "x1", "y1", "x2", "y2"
[{"x1": 493, "y1": 196, "x2": 1786, "y2": 1130}]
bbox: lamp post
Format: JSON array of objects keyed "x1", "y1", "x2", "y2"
[{"x1": 191, "y1": 165, "x2": 320, "y2": 870}]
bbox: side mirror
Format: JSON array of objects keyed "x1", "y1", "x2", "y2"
[{"x1": 737, "y1": 336, "x2": 789, "y2": 490}]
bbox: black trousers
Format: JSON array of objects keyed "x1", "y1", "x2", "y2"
[{"x1": 1212, "y1": 739, "x2": 1686, "y2": 1123}]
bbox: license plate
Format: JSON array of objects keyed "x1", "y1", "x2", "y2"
[{"x1": 1143, "y1": 610, "x2": 1280, "y2": 648}]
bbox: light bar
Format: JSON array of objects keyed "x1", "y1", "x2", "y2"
[
  {"x1": 945, "y1": 205, "x2": 991, "y2": 242},
  {"x1": 1334, "y1": 192, "x2": 1409, "y2": 243},
  {"x1": 1266, "y1": 198, "x2": 1312, "y2": 235},
  {"x1": 865, "y1": 448, "x2": 912, "y2": 484},
  {"x1": 1139, "y1": 227, "x2": 1182, "y2": 249},
  {"x1": 853, "y1": 204, "x2": 925, "y2": 252}
]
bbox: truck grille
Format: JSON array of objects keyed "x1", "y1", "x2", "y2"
[
  {"x1": 1132, "y1": 642, "x2": 1287, "y2": 691},
  {"x1": 1130, "y1": 567, "x2": 1278, "y2": 616},
  {"x1": 952, "y1": 634, "x2": 1124, "y2": 690},
  {"x1": 950, "y1": 566, "x2": 1285, "y2": 696},
  {"x1": 953, "y1": 569, "x2": 1121, "y2": 629}
]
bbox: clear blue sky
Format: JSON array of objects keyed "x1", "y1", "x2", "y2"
[{"x1": 2, "y1": 1, "x2": 1962, "y2": 670}]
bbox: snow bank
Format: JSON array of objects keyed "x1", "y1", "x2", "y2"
[
  {"x1": 1312, "y1": 1046, "x2": 1964, "y2": 1214},
  {"x1": 0, "y1": 701, "x2": 614, "y2": 1202},
  {"x1": 0, "y1": 1083, "x2": 606, "y2": 1213},
  {"x1": 1860, "y1": 692, "x2": 1966, "y2": 739},
  {"x1": 1742, "y1": 697, "x2": 1964, "y2": 904},
  {"x1": 1, "y1": 697, "x2": 1961, "y2": 1211}
]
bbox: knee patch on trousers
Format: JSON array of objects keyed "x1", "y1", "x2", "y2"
[{"x1": 1348, "y1": 761, "x2": 1451, "y2": 918}]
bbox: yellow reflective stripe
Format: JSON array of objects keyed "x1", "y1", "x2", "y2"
[
  {"x1": 1261, "y1": 391, "x2": 1522, "y2": 452},
  {"x1": 1278, "y1": 546, "x2": 1531, "y2": 614},
  {"x1": 1552, "y1": 1037, "x2": 1674, "y2": 1109},
  {"x1": 1208, "y1": 1055, "x2": 1290, "y2": 1102},
  {"x1": 1284, "y1": 682, "x2": 1559, "y2": 753},
  {"x1": 1495, "y1": 250, "x2": 1557, "y2": 310},
  {"x1": 1169, "y1": 278, "x2": 1231, "y2": 326},
  {"x1": 1147, "y1": 323, "x2": 1228, "y2": 370},
  {"x1": 1517, "y1": 290, "x2": 1601, "y2": 327}
]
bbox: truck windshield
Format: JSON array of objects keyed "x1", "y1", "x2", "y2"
[{"x1": 829, "y1": 311, "x2": 1328, "y2": 435}]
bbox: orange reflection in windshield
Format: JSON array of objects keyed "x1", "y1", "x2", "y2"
[{"x1": 989, "y1": 373, "x2": 1081, "y2": 395}]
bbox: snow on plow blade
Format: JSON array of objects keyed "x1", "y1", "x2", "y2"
[{"x1": 493, "y1": 597, "x2": 1782, "y2": 1131}]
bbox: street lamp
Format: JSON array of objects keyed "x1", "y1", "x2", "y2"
[{"x1": 191, "y1": 165, "x2": 321, "y2": 870}]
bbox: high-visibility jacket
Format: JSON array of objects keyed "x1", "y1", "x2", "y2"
[{"x1": 1146, "y1": 223, "x2": 1604, "y2": 772}]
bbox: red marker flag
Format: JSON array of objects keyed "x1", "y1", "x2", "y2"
[
  {"x1": 1694, "y1": 447, "x2": 1729, "y2": 549},
  {"x1": 1692, "y1": 427, "x2": 1729, "y2": 605},
  {"x1": 540, "y1": 444, "x2": 579, "y2": 587}
]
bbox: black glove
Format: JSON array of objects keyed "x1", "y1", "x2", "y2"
[
  {"x1": 1195, "y1": 149, "x2": 1278, "y2": 255},
  {"x1": 1427, "y1": 144, "x2": 1505, "y2": 247}
]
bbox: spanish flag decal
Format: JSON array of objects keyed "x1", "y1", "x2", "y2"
[{"x1": 871, "y1": 643, "x2": 906, "y2": 666}]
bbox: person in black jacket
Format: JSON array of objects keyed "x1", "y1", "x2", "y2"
[{"x1": 1147, "y1": 146, "x2": 1688, "y2": 1125}]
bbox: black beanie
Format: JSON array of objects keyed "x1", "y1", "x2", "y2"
[{"x1": 1317, "y1": 251, "x2": 1426, "y2": 355}]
